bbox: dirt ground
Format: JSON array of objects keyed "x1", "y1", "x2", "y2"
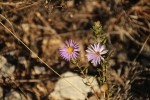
[{"x1": 0, "y1": 0, "x2": 150, "y2": 100}]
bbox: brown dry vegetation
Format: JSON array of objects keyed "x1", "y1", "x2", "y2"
[{"x1": 0, "y1": 0, "x2": 150, "y2": 100}]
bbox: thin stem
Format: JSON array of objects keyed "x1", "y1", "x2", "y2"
[{"x1": 75, "y1": 61, "x2": 99, "y2": 100}]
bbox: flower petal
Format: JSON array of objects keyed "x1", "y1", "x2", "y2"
[{"x1": 86, "y1": 43, "x2": 108, "y2": 66}]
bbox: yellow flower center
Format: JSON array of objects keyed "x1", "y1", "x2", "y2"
[{"x1": 67, "y1": 47, "x2": 74, "y2": 53}]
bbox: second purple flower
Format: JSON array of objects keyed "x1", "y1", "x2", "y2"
[{"x1": 86, "y1": 43, "x2": 108, "y2": 66}]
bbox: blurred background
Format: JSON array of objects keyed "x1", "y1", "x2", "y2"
[{"x1": 0, "y1": 0, "x2": 150, "y2": 99}]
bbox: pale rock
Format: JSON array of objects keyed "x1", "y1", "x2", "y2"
[
  {"x1": 33, "y1": 66, "x2": 46, "y2": 75},
  {"x1": 50, "y1": 72, "x2": 99, "y2": 100}
]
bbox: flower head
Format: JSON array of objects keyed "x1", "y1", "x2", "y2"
[
  {"x1": 86, "y1": 43, "x2": 108, "y2": 66},
  {"x1": 60, "y1": 40, "x2": 79, "y2": 61}
]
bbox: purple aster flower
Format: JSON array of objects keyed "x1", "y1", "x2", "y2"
[
  {"x1": 86, "y1": 43, "x2": 108, "y2": 66},
  {"x1": 60, "y1": 40, "x2": 80, "y2": 61}
]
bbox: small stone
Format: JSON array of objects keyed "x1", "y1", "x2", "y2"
[
  {"x1": 49, "y1": 72, "x2": 99, "y2": 100},
  {"x1": 0, "y1": 63, "x2": 15, "y2": 78},
  {"x1": 33, "y1": 66, "x2": 46, "y2": 75},
  {"x1": 5, "y1": 90, "x2": 27, "y2": 100},
  {"x1": 21, "y1": 24, "x2": 30, "y2": 32},
  {"x1": 18, "y1": 57, "x2": 28, "y2": 68},
  {"x1": 0, "y1": 56, "x2": 7, "y2": 69}
]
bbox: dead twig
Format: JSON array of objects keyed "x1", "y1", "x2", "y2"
[{"x1": 0, "y1": 2, "x2": 24, "y2": 6}]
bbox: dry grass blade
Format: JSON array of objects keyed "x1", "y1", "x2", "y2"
[
  {"x1": 0, "y1": 14, "x2": 88, "y2": 100},
  {"x1": 133, "y1": 34, "x2": 150, "y2": 64},
  {"x1": 0, "y1": 2, "x2": 24, "y2": 6}
]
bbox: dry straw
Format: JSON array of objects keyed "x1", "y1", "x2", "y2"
[{"x1": 0, "y1": 14, "x2": 89, "y2": 100}]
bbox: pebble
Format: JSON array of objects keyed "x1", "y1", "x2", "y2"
[
  {"x1": 5, "y1": 90, "x2": 27, "y2": 100},
  {"x1": 0, "y1": 56, "x2": 15, "y2": 78}
]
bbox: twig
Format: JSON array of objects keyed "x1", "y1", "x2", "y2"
[
  {"x1": 75, "y1": 62, "x2": 99, "y2": 100},
  {"x1": 0, "y1": 2, "x2": 24, "y2": 6}
]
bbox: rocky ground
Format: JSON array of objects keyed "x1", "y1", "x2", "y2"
[{"x1": 0, "y1": 0, "x2": 150, "y2": 100}]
